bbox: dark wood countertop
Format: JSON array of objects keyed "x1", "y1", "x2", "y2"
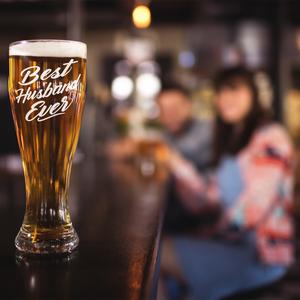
[{"x1": 0, "y1": 157, "x2": 168, "y2": 300}]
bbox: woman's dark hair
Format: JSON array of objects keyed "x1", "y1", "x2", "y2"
[{"x1": 211, "y1": 67, "x2": 272, "y2": 167}]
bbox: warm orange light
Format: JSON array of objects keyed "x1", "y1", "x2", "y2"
[{"x1": 132, "y1": 6, "x2": 151, "y2": 28}]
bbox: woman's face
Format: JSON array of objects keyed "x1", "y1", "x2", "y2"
[{"x1": 215, "y1": 82, "x2": 253, "y2": 124}]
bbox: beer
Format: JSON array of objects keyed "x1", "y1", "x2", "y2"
[
  {"x1": 137, "y1": 130, "x2": 170, "y2": 177},
  {"x1": 8, "y1": 40, "x2": 87, "y2": 254},
  {"x1": 138, "y1": 139, "x2": 169, "y2": 165}
]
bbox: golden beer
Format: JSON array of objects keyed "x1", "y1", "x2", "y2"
[{"x1": 8, "y1": 40, "x2": 87, "y2": 254}]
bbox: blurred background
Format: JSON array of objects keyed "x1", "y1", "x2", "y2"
[
  {"x1": 1, "y1": 1, "x2": 300, "y2": 231},
  {"x1": 0, "y1": 1, "x2": 297, "y2": 139},
  {"x1": 1, "y1": 0, "x2": 300, "y2": 204}
]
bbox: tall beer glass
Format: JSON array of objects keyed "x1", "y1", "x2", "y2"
[{"x1": 8, "y1": 40, "x2": 87, "y2": 254}]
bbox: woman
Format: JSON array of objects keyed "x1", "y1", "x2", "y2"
[{"x1": 158, "y1": 67, "x2": 295, "y2": 300}]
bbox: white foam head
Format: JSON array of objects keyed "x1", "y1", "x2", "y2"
[{"x1": 9, "y1": 40, "x2": 87, "y2": 59}]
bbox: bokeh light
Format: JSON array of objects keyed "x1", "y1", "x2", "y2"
[
  {"x1": 136, "y1": 73, "x2": 161, "y2": 98},
  {"x1": 132, "y1": 6, "x2": 151, "y2": 28},
  {"x1": 111, "y1": 76, "x2": 134, "y2": 100},
  {"x1": 178, "y1": 51, "x2": 195, "y2": 68}
]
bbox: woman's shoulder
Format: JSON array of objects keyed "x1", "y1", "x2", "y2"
[
  {"x1": 256, "y1": 121, "x2": 288, "y2": 135},
  {"x1": 254, "y1": 122, "x2": 291, "y2": 143},
  {"x1": 251, "y1": 121, "x2": 294, "y2": 157}
]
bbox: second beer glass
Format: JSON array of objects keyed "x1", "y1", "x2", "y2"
[{"x1": 8, "y1": 40, "x2": 87, "y2": 254}]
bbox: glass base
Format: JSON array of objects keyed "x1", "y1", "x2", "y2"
[{"x1": 15, "y1": 226, "x2": 79, "y2": 255}]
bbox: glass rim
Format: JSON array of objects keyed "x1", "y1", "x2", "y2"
[{"x1": 9, "y1": 39, "x2": 87, "y2": 48}]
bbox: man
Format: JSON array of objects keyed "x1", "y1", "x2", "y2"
[
  {"x1": 157, "y1": 85, "x2": 212, "y2": 172},
  {"x1": 156, "y1": 85, "x2": 214, "y2": 233},
  {"x1": 107, "y1": 86, "x2": 212, "y2": 170}
]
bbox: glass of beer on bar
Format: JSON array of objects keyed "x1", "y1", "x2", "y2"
[{"x1": 8, "y1": 40, "x2": 87, "y2": 254}]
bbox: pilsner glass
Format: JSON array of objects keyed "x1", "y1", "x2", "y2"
[{"x1": 8, "y1": 40, "x2": 87, "y2": 254}]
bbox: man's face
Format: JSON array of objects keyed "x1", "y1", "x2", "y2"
[{"x1": 157, "y1": 90, "x2": 192, "y2": 134}]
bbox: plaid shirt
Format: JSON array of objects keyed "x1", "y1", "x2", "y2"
[{"x1": 173, "y1": 123, "x2": 295, "y2": 266}]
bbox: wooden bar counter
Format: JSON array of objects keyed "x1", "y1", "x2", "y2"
[{"x1": 0, "y1": 156, "x2": 168, "y2": 299}]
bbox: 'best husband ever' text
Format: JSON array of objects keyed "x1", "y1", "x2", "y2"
[{"x1": 14, "y1": 59, "x2": 81, "y2": 122}]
